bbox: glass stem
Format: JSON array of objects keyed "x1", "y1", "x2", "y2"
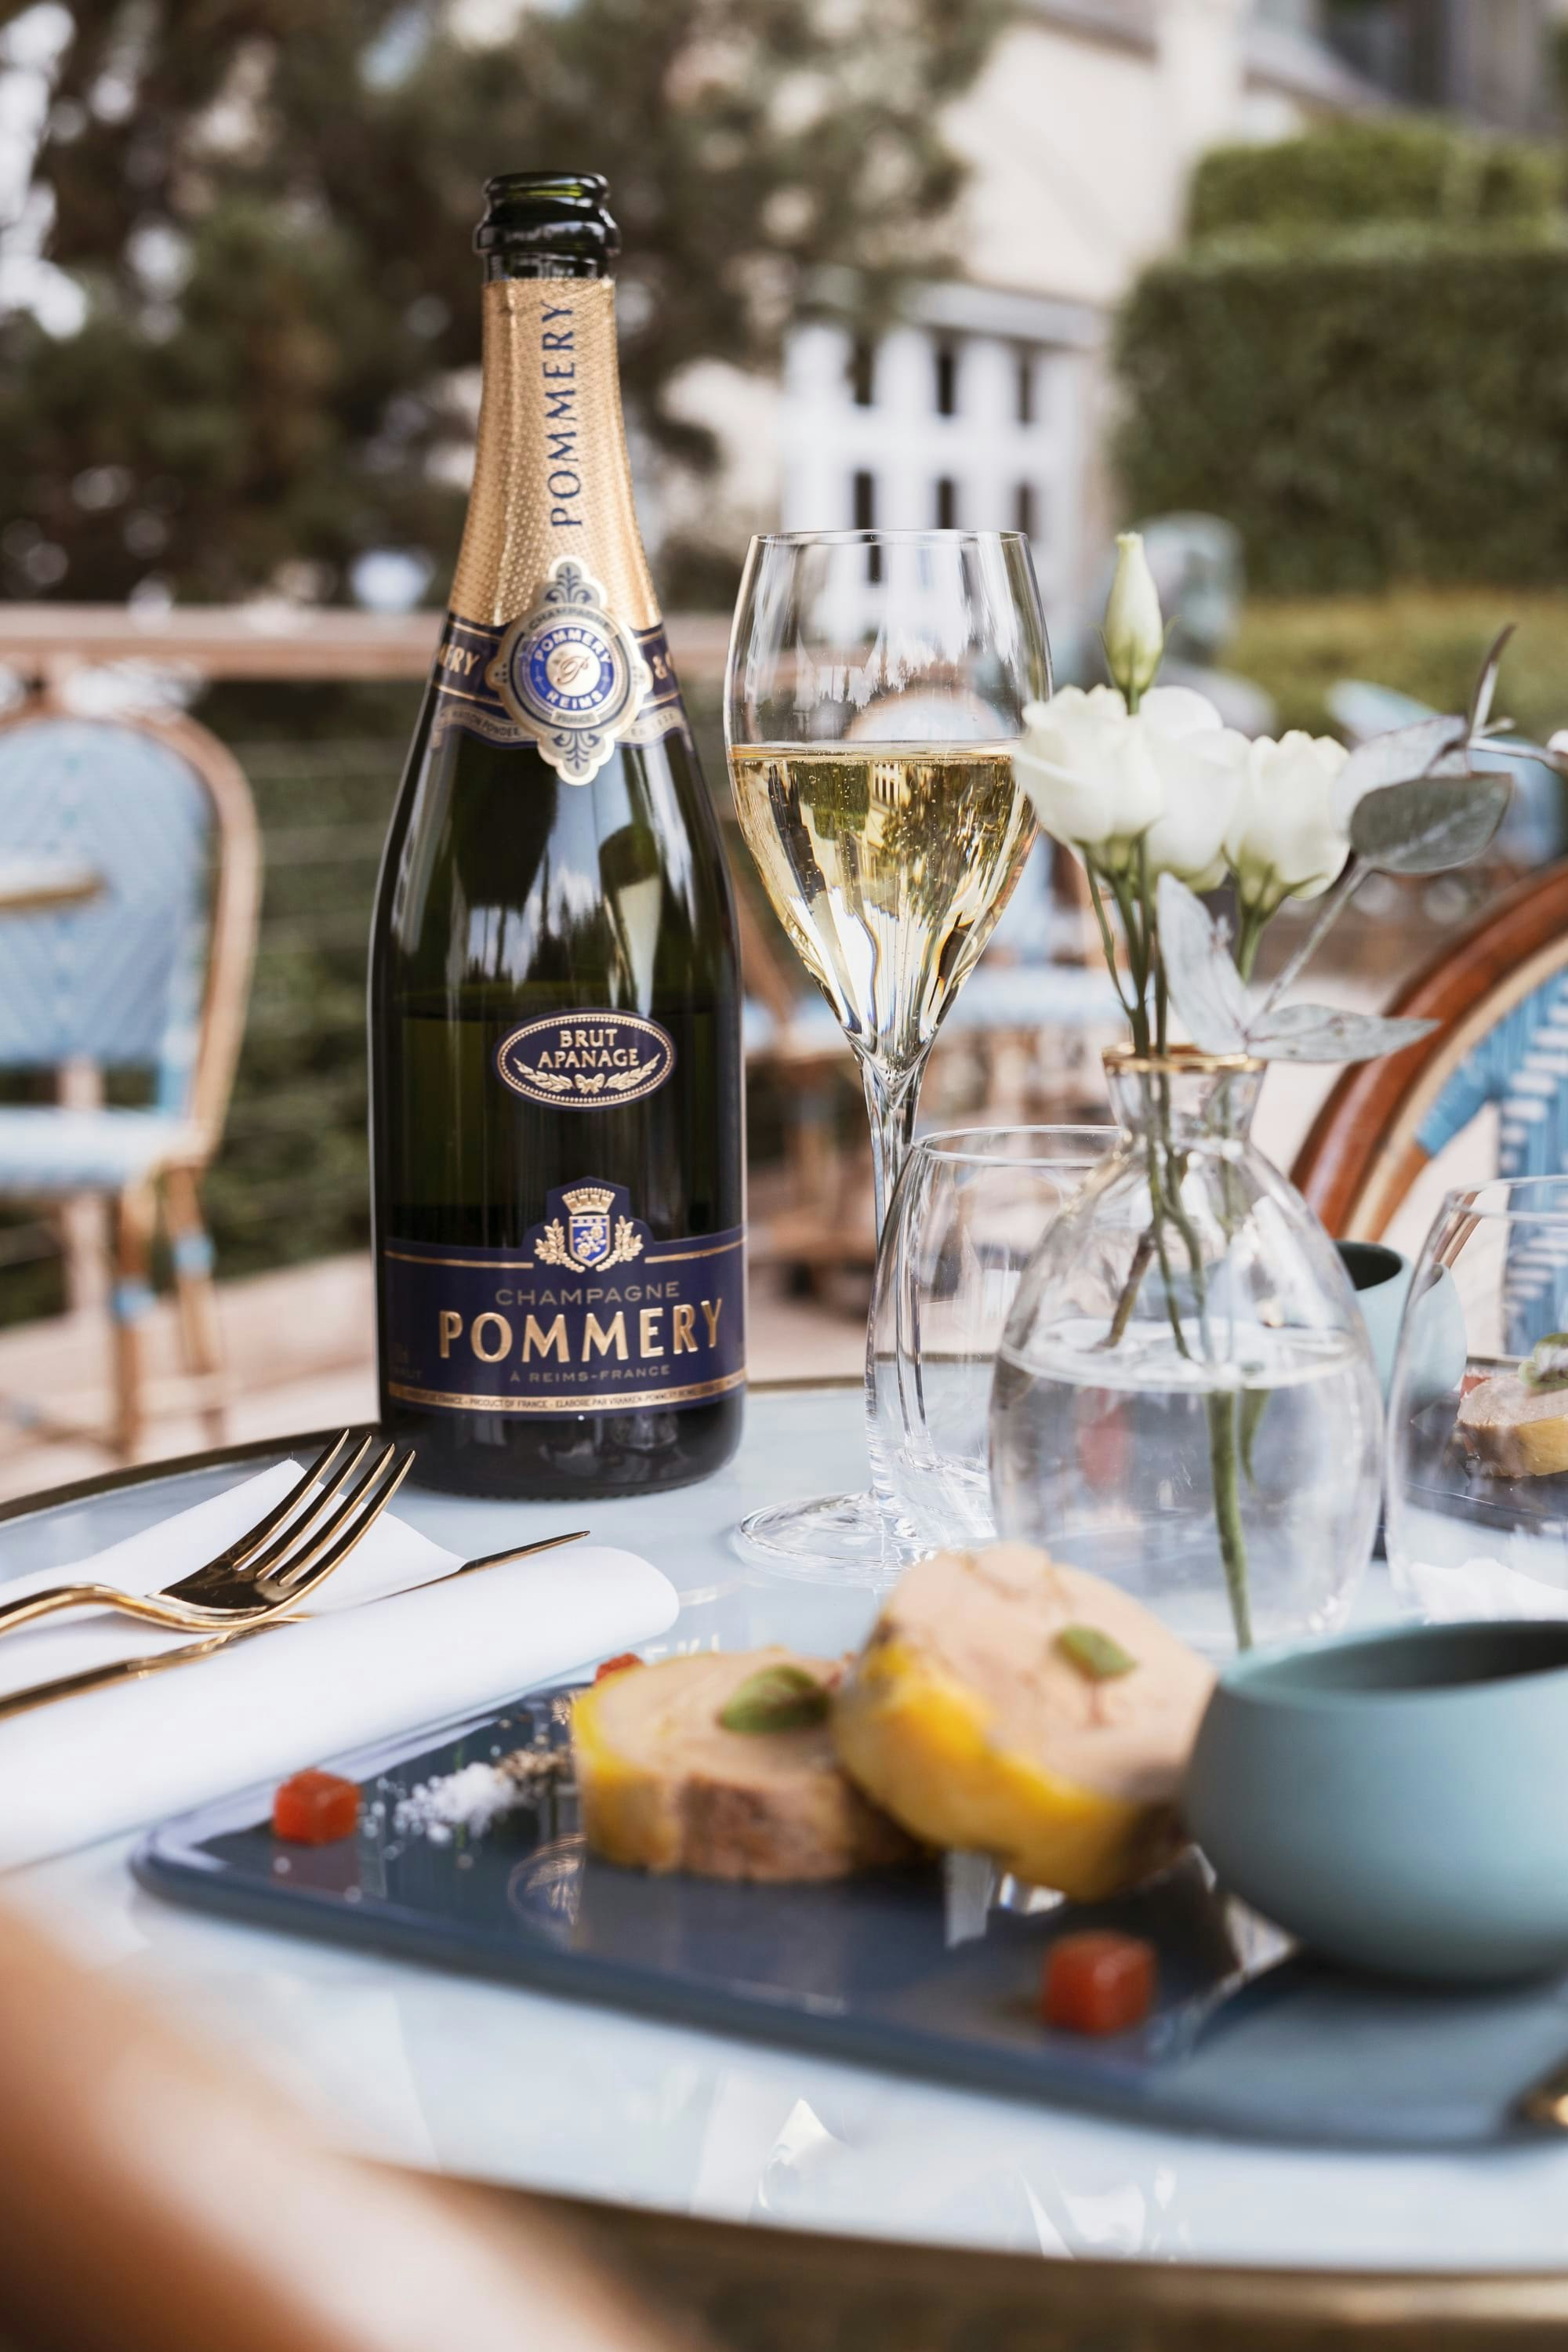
[{"x1": 863, "y1": 1055, "x2": 924, "y2": 1242}]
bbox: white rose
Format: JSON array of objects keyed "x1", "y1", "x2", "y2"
[
  {"x1": 1225, "y1": 729, "x2": 1352, "y2": 914},
  {"x1": 1102, "y1": 531, "x2": 1165, "y2": 704},
  {"x1": 1137, "y1": 687, "x2": 1250, "y2": 890},
  {"x1": 1013, "y1": 685, "x2": 1160, "y2": 873},
  {"x1": 1013, "y1": 682, "x2": 1246, "y2": 887}
]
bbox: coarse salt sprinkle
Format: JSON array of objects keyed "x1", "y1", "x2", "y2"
[{"x1": 394, "y1": 1748, "x2": 564, "y2": 1846}]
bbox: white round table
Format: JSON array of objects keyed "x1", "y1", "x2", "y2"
[{"x1": 5, "y1": 1385, "x2": 1567, "y2": 2291}]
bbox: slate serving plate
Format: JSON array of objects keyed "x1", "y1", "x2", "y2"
[{"x1": 133, "y1": 1683, "x2": 1568, "y2": 2150}]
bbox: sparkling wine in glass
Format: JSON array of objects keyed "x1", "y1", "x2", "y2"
[{"x1": 726, "y1": 528, "x2": 1048, "y2": 1577}]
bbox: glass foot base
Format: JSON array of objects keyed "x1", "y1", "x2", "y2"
[{"x1": 732, "y1": 1489, "x2": 900, "y2": 1586}]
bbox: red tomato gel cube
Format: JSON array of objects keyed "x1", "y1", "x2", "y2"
[
  {"x1": 272, "y1": 1769, "x2": 360, "y2": 1846},
  {"x1": 1040, "y1": 1931, "x2": 1157, "y2": 2035},
  {"x1": 593, "y1": 1652, "x2": 644, "y2": 1682}
]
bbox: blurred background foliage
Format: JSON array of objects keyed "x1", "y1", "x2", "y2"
[
  {"x1": 0, "y1": 0, "x2": 1007, "y2": 1322},
  {"x1": 1186, "y1": 115, "x2": 1563, "y2": 239},
  {"x1": 0, "y1": 0, "x2": 1007, "y2": 608},
  {"x1": 1116, "y1": 118, "x2": 1568, "y2": 596},
  {"x1": 1231, "y1": 587, "x2": 1568, "y2": 741}
]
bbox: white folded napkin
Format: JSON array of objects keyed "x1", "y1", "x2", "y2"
[
  {"x1": 0, "y1": 1460, "x2": 678, "y2": 1870},
  {"x1": 1406, "y1": 1552, "x2": 1568, "y2": 1623}
]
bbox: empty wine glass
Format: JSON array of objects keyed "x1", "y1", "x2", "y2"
[
  {"x1": 867, "y1": 1124, "x2": 1111, "y2": 1563},
  {"x1": 1387, "y1": 1176, "x2": 1568, "y2": 1618},
  {"x1": 727, "y1": 529, "x2": 1050, "y2": 1578}
]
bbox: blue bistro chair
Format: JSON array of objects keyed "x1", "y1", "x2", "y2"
[
  {"x1": 0, "y1": 699, "x2": 260, "y2": 1455},
  {"x1": 1294, "y1": 862, "x2": 1568, "y2": 1353}
]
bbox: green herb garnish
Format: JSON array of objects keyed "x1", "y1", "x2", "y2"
[
  {"x1": 718, "y1": 1664, "x2": 831, "y2": 1734},
  {"x1": 1055, "y1": 1624, "x2": 1138, "y2": 1683},
  {"x1": 1523, "y1": 1335, "x2": 1568, "y2": 1392}
]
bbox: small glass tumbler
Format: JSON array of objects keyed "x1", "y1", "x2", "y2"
[
  {"x1": 1387, "y1": 1176, "x2": 1568, "y2": 1618},
  {"x1": 867, "y1": 1124, "x2": 1111, "y2": 1563}
]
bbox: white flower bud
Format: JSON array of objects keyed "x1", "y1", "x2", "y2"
[{"x1": 1102, "y1": 532, "x2": 1165, "y2": 706}]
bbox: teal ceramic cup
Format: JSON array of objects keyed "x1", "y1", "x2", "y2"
[
  {"x1": 1336, "y1": 1241, "x2": 1410, "y2": 1401},
  {"x1": 1185, "y1": 1621, "x2": 1568, "y2": 1983},
  {"x1": 1338, "y1": 1240, "x2": 1467, "y2": 1410}
]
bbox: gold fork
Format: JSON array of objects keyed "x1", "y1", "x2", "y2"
[
  {"x1": 0, "y1": 1527, "x2": 589, "y2": 1722},
  {"x1": 0, "y1": 1433, "x2": 415, "y2": 1642}
]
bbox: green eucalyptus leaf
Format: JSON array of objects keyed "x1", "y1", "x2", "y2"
[
  {"x1": 1348, "y1": 774, "x2": 1510, "y2": 875},
  {"x1": 1422, "y1": 742, "x2": 1482, "y2": 778},
  {"x1": 1245, "y1": 1003, "x2": 1436, "y2": 1064},
  {"x1": 718, "y1": 1664, "x2": 830, "y2": 1734},
  {"x1": 1468, "y1": 622, "x2": 1515, "y2": 738},
  {"x1": 1333, "y1": 716, "x2": 1468, "y2": 827},
  {"x1": 1155, "y1": 873, "x2": 1249, "y2": 1054},
  {"x1": 1055, "y1": 1624, "x2": 1138, "y2": 1682}
]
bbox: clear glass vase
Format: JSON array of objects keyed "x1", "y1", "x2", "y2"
[{"x1": 988, "y1": 1048, "x2": 1381, "y2": 1658}]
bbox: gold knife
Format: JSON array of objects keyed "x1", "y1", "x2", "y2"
[
  {"x1": 0, "y1": 1529, "x2": 589, "y2": 1722},
  {"x1": 1517, "y1": 2058, "x2": 1568, "y2": 2132}
]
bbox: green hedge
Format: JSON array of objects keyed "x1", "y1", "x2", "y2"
[
  {"x1": 1230, "y1": 588, "x2": 1568, "y2": 742},
  {"x1": 1115, "y1": 228, "x2": 1568, "y2": 594},
  {"x1": 1189, "y1": 121, "x2": 1562, "y2": 243}
]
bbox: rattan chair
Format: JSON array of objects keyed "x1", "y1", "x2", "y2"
[
  {"x1": 1292, "y1": 864, "x2": 1568, "y2": 1254},
  {"x1": 0, "y1": 695, "x2": 260, "y2": 1455}
]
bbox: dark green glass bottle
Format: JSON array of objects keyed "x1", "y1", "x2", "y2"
[{"x1": 369, "y1": 172, "x2": 745, "y2": 1497}]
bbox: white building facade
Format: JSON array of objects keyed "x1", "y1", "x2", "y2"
[
  {"x1": 666, "y1": 0, "x2": 1380, "y2": 635},
  {"x1": 778, "y1": 282, "x2": 1100, "y2": 630}
]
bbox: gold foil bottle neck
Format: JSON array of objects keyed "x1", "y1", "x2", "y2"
[{"x1": 449, "y1": 278, "x2": 660, "y2": 635}]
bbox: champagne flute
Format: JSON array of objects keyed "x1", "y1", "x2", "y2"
[{"x1": 726, "y1": 528, "x2": 1049, "y2": 1577}]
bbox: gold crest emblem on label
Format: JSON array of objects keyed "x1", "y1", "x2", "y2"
[{"x1": 534, "y1": 1182, "x2": 646, "y2": 1273}]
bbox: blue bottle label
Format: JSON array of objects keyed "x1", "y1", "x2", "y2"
[
  {"x1": 429, "y1": 604, "x2": 688, "y2": 768},
  {"x1": 382, "y1": 1181, "x2": 745, "y2": 1418},
  {"x1": 494, "y1": 1010, "x2": 675, "y2": 1109},
  {"x1": 488, "y1": 558, "x2": 648, "y2": 784}
]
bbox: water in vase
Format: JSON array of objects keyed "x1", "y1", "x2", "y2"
[{"x1": 990, "y1": 1314, "x2": 1379, "y2": 1661}]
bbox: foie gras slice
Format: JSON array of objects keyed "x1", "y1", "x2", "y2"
[
  {"x1": 1457, "y1": 1371, "x2": 1568, "y2": 1478},
  {"x1": 573, "y1": 1649, "x2": 920, "y2": 1882},
  {"x1": 831, "y1": 1544, "x2": 1215, "y2": 1901}
]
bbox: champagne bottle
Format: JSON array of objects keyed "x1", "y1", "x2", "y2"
[{"x1": 370, "y1": 172, "x2": 746, "y2": 1497}]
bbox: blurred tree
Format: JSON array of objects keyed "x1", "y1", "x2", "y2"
[{"x1": 0, "y1": 0, "x2": 1008, "y2": 607}]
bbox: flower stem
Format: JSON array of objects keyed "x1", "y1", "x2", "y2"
[
  {"x1": 1110, "y1": 869, "x2": 1152, "y2": 1053},
  {"x1": 1254, "y1": 857, "x2": 1367, "y2": 1018},
  {"x1": 1236, "y1": 906, "x2": 1267, "y2": 985},
  {"x1": 1141, "y1": 1090, "x2": 1194, "y2": 1364},
  {"x1": 1207, "y1": 1388, "x2": 1254, "y2": 1650},
  {"x1": 1152, "y1": 1063, "x2": 1252, "y2": 1653},
  {"x1": 1084, "y1": 860, "x2": 1141, "y2": 1031},
  {"x1": 1147, "y1": 1182, "x2": 1191, "y2": 1359},
  {"x1": 1100, "y1": 1228, "x2": 1155, "y2": 1349}
]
